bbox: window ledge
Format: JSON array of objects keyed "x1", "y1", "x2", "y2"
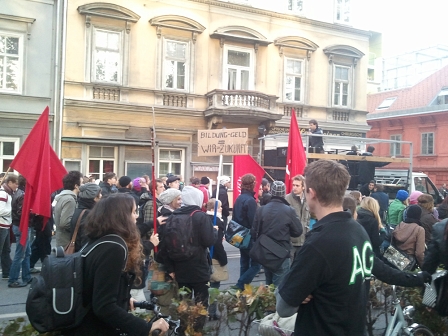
[{"x1": 416, "y1": 155, "x2": 437, "y2": 158}]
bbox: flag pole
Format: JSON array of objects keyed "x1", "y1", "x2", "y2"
[
  {"x1": 0, "y1": 167, "x2": 11, "y2": 185},
  {"x1": 151, "y1": 107, "x2": 158, "y2": 252},
  {"x1": 211, "y1": 154, "x2": 223, "y2": 259}
]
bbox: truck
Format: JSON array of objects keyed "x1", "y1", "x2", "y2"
[{"x1": 259, "y1": 133, "x2": 444, "y2": 204}]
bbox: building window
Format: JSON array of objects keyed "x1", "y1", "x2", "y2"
[
  {"x1": 222, "y1": 163, "x2": 233, "y2": 189},
  {"x1": 223, "y1": 46, "x2": 254, "y2": 90},
  {"x1": 421, "y1": 133, "x2": 434, "y2": 155},
  {"x1": 125, "y1": 162, "x2": 152, "y2": 179},
  {"x1": 335, "y1": 0, "x2": 350, "y2": 24},
  {"x1": 288, "y1": 0, "x2": 304, "y2": 12},
  {"x1": 377, "y1": 97, "x2": 397, "y2": 110},
  {"x1": 63, "y1": 160, "x2": 82, "y2": 172},
  {"x1": 0, "y1": 138, "x2": 18, "y2": 173},
  {"x1": 0, "y1": 33, "x2": 23, "y2": 93},
  {"x1": 158, "y1": 149, "x2": 184, "y2": 178},
  {"x1": 435, "y1": 88, "x2": 448, "y2": 105},
  {"x1": 390, "y1": 135, "x2": 402, "y2": 156},
  {"x1": 88, "y1": 146, "x2": 117, "y2": 180},
  {"x1": 284, "y1": 58, "x2": 303, "y2": 102},
  {"x1": 92, "y1": 28, "x2": 122, "y2": 84},
  {"x1": 332, "y1": 111, "x2": 349, "y2": 121},
  {"x1": 333, "y1": 65, "x2": 350, "y2": 107},
  {"x1": 163, "y1": 39, "x2": 188, "y2": 90}
]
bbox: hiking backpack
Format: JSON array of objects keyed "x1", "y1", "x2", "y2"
[
  {"x1": 164, "y1": 210, "x2": 201, "y2": 261},
  {"x1": 26, "y1": 234, "x2": 127, "y2": 333}
]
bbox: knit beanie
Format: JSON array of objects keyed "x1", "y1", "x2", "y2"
[
  {"x1": 219, "y1": 176, "x2": 230, "y2": 185},
  {"x1": 396, "y1": 190, "x2": 409, "y2": 202},
  {"x1": 404, "y1": 204, "x2": 422, "y2": 225},
  {"x1": 181, "y1": 186, "x2": 203, "y2": 207},
  {"x1": 133, "y1": 178, "x2": 142, "y2": 192},
  {"x1": 409, "y1": 191, "x2": 423, "y2": 205},
  {"x1": 159, "y1": 188, "x2": 181, "y2": 205},
  {"x1": 118, "y1": 176, "x2": 132, "y2": 188},
  {"x1": 271, "y1": 181, "x2": 286, "y2": 198},
  {"x1": 79, "y1": 182, "x2": 101, "y2": 199}
]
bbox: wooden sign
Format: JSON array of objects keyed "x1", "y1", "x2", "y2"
[{"x1": 197, "y1": 128, "x2": 248, "y2": 156}]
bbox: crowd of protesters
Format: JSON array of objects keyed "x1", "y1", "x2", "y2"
[{"x1": 1, "y1": 156, "x2": 446, "y2": 336}]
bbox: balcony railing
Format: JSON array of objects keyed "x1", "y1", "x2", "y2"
[
  {"x1": 93, "y1": 86, "x2": 120, "y2": 101},
  {"x1": 282, "y1": 105, "x2": 303, "y2": 117},
  {"x1": 207, "y1": 89, "x2": 277, "y2": 110},
  {"x1": 163, "y1": 93, "x2": 187, "y2": 107}
]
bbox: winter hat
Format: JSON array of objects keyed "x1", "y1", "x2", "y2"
[
  {"x1": 396, "y1": 190, "x2": 409, "y2": 202},
  {"x1": 219, "y1": 176, "x2": 230, "y2": 185},
  {"x1": 79, "y1": 182, "x2": 101, "y2": 199},
  {"x1": 271, "y1": 181, "x2": 286, "y2": 198},
  {"x1": 409, "y1": 191, "x2": 423, "y2": 205},
  {"x1": 261, "y1": 178, "x2": 269, "y2": 188},
  {"x1": 404, "y1": 204, "x2": 422, "y2": 225},
  {"x1": 166, "y1": 175, "x2": 180, "y2": 184},
  {"x1": 133, "y1": 178, "x2": 142, "y2": 192},
  {"x1": 159, "y1": 188, "x2": 181, "y2": 205},
  {"x1": 118, "y1": 176, "x2": 132, "y2": 188},
  {"x1": 181, "y1": 186, "x2": 203, "y2": 207},
  {"x1": 201, "y1": 176, "x2": 210, "y2": 185}
]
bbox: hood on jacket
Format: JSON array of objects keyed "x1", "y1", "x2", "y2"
[
  {"x1": 173, "y1": 204, "x2": 201, "y2": 215},
  {"x1": 181, "y1": 186, "x2": 203, "y2": 207},
  {"x1": 55, "y1": 190, "x2": 77, "y2": 201},
  {"x1": 393, "y1": 222, "x2": 418, "y2": 244},
  {"x1": 356, "y1": 207, "x2": 375, "y2": 219}
]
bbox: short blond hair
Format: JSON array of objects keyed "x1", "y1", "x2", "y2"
[{"x1": 206, "y1": 198, "x2": 221, "y2": 211}]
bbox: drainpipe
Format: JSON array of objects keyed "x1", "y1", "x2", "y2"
[
  {"x1": 52, "y1": 0, "x2": 61, "y2": 151},
  {"x1": 55, "y1": 0, "x2": 68, "y2": 158}
]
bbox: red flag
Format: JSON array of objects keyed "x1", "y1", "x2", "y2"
[
  {"x1": 233, "y1": 155, "x2": 266, "y2": 205},
  {"x1": 10, "y1": 107, "x2": 67, "y2": 245},
  {"x1": 285, "y1": 109, "x2": 307, "y2": 194}
]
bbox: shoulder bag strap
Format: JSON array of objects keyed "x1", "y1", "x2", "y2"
[
  {"x1": 254, "y1": 206, "x2": 265, "y2": 240},
  {"x1": 70, "y1": 209, "x2": 87, "y2": 245}
]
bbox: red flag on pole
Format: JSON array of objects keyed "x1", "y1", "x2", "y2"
[
  {"x1": 233, "y1": 155, "x2": 266, "y2": 205},
  {"x1": 285, "y1": 109, "x2": 307, "y2": 194},
  {"x1": 10, "y1": 107, "x2": 67, "y2": 245}
]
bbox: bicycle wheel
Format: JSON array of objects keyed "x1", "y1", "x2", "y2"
[{"x1": 410, "y1": 325, "x2": 435, "y2": 336}]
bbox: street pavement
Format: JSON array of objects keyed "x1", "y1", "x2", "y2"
[{"x1": 0, "y1": 237, "x2": 266, "y2": 323}]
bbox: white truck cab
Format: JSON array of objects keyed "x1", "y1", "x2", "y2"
[{"x1": 375, "y1": 169, "x2": 443, "y2": 204}]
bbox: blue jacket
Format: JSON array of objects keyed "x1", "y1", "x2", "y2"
[{"x1": 232, "y1": 190, "x2": 257, "y2": 229}]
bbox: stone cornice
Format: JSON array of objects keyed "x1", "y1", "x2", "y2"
[
  {"x1": 65, "y1": 81, "x2": 205, "y2": 98},
  {"x1": 77, "y1": 3, "x2": 141, "y2": 22},
  {"x1": 64, "y1": 98, "x2": 204, "y2": 117},
  {"x1": 0, "y1": 111, "x2": 53, "y2": 121},
  {"x1": 188, "y1": 0, "x2": 372, "y2": 37}
]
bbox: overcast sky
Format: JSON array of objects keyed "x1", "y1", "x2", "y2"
[{"x1": 359, "y1": 0, "x2": 447, "y2": 57}]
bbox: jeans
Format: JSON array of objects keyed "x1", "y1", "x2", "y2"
[
  {"x1": 0, "y1": 228, "x2": 12, "y2": 277},
  {"x1": 236, "y1": 248, "x2": 261, "y2": 290},
  {"x1": 9, "y1": 226, "x2": 31, "y2": 284},
  {"x1": 264, "y1": 258, "x2": 290, "y2": 287}
]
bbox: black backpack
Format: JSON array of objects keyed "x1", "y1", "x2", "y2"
[
  {"x1": 164, "y1": 210, "x2": 201, "y2": 261},
  {"x1": 26, "y1": 234, "x2": 127, "y2": 333}
]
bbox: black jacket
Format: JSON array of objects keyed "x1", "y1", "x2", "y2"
[
  {"x1": 117, "y1": 188, "x2": 139, "y2": 206},
  {"x1": 233, "y1": 190, "x2": 257, "y2": 229},
  {"x1": 65, "y1": 237, "x2": 150, "y2": 336},
  {"x1": 371, "y1": 191, "x2": 389, "y2": 220},
  {"x1": 422, "y1": 219, "x2": 448, "y2": 274},
  {"x1": 99, "y1": 181, "x2": 115, "y2": 198},
  {"x1": 251, "y1": 197, "x2": 302, "y2": 252},
  {"x1": 162, "y1": 205, "x2": 216, "y2": 283},
  {"x1": 356, "y1": 207, "x2": 382, "y2": 257},
  {"x1": 309, "y1": 127, "x2": 324, "y2": 149},
  {"x1": 213, "y1": 186, "x2": 230, "y2": 218},
  {"x1": 438, "y1": 204, "x2": 448, "y2": 220},
  {"x1": 357, "y1": 152, "x2": 390, "y2": 185}
]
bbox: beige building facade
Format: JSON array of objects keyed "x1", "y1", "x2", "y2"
[{"x1": 61, "y1": 0, "x2": 379, "y2": 182}]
